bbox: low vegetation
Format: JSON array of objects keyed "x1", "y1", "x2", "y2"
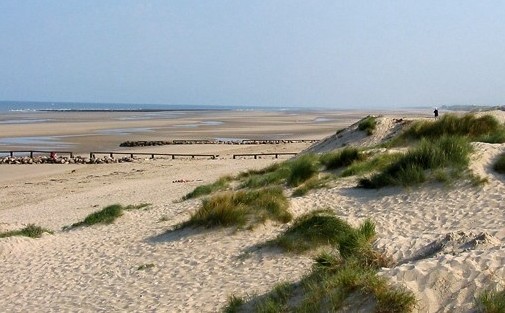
[
  {"x1": 238, "y1": 155, "x2": 319, "y2": 189},
  {"x1": 66, "y1": 203, "x2": 150, "y2": 229},
  {"x1": 137, "y1": 263, "x2": 155, "y2": 271},
  {"x1": 393, "y1": 113, "x2": 505, "y2": 145},
  {"x1": 292, "y1": 176, "x2": 331, "y2": 197},
  {"x1": 0, "y1": 224, "x2": 53, "y2": 239},
  {"x1": 319, "y1": 147, "x2": 364, "y2": 170},
  {"x1": 476, "y1": 288, "x2": 505, "y2": 313},
  {"x1": 359, "y1": 135, "x2": 472, "y2": 188},
  {"x1": 269, "y1": 210, "x2": 375, "y2": 254},
  {"x1": 224, "y1": 212, "x2": 415, "y2": 312},
  {"x1": 340, "y1": 152, "x2": 402, "y2": 178},
  {"x1": 183, "y1": 176, "x2": 232, "y2": 200},
  {"x1": 180, "y1": 186, "x2": 291, "y2": 229},
  {"x1": 358, "y1": 116, "x2": 378, "y2": 136},
  {"x1": 493, "y1": 153, "x2": 505, "y2": 174}
]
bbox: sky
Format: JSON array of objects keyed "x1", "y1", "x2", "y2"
[{"x1": 1, "y1": 1, "x2": 504, "y2": 109}]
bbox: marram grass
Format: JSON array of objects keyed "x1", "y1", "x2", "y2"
[
  {"x1": 66, "y1": 203, "x2": 150, "y2": 229},
  {"x1": 182, "y1": 186, "x2": 291, "y2": 229},
  {"x1": 360, "y1": 135, "x2": 472, "y2": 188},
  {"x1": 0, "y1": 224, "x2": 53, "y2": 239},
  {"x1": 183, "y1": 176, "x2": 232, "y2": 200},
  {"x1": 226, "y1": 213, "x2": 415, "y2": 312}
]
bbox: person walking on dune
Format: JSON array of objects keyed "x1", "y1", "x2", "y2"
[{"x1": 434, "y1": 108, "x2": 439, "y2": 119}]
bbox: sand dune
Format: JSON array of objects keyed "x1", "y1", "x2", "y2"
[{"x1": 1, "y1": 110, "x2": 504, "y2": 312}]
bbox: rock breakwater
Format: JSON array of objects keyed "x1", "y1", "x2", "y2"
[
  {"x1": 119, "y1": 139, "x2": 319, "y2": 147},
  {"x1": 0, "y1": 155, "x2": 136, "y2": 165}
]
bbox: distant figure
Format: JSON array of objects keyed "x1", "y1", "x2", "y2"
[
  {"x1": 50, "y1": 152, "x2": 57, "y2": 161},
  {"x1": 434, "y1": 108, "x2": 439, "y2": 119}
]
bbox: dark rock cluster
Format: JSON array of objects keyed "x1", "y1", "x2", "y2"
[
  {"x1": 120, "y1": 139, "x2": 318, "y2": 147},
  {"x1": 0, "y1": 155, "x2": 136, "y2": 165}
]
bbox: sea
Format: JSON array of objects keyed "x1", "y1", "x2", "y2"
[
  {"x1": 0, "y1": 101, "x2": 316, "y2": 151},
  {"x1": 0, "y1": 101, "x2": 292, "y2": 113}
]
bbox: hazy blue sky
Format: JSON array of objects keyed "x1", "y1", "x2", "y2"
[{"x1": 1, "y1": 1, "x2": 504, "y2": 108}]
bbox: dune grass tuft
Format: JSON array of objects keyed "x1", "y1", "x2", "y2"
[
  {"x1": 358, "y1": 116, "x2": 378, "y2": 136},
  {"x1": 292, "y1": 175, "x2": 330, "y2": 197},
  {"x1": 183, "y1": 176, "x2": 232, "y2": 200},
  {"x1": 0, "y1": 224, "x2": 53, "y2": 239},
  {"x1": 239, "y1": 166, "x2": 290, "y2": 189},
  {"x1": 340, "y1": 152, "x2": 402, "y2": 177},
  {"x1": 359, "y1": 135, "x2": 472, "y2": 188},
  {"x1": 286, "y1": 154, "x2": 320, "y2": 187},
  {"x1": 67, "y1": 203, "x2": 148, "y2": 229},
  {"x1": 240, "y1": 155, "x2": 319, "y2": 189},
  {"x1": 270, "y1": 210, "x2": 360, "y2": 253},
  {"x1": 222, "y1": 295, "x2": 245, "y2": 313},
  {"x1": 476, "y1": 288, "x2": 505, "y2": 313},
  {"x1": 493, "y1": 153, "x2": 505, "y2": 174},
  {"x1": 182, "y1": 186, "x2": 291, "y2": 229},
  {"x1": 233, "y1": 228, "x2": 414, "y2": 312},
  {"x1": 319, "y1": 147, "x2": 364, "y2": 170},
  {"x1": 137, "y1": 263, "x2": 155, "y2": 271}
]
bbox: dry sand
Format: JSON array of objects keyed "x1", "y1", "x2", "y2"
[{"x1": 1, "y1": 109, "x2": 504, "y2": 312}]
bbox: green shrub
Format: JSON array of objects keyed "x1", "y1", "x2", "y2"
[
  {"x1": 183, "y1": 176, "x2": 232, "y2": 200},
  {"x1": 183, "y1": 186, "x2": 291, "y2": 229},
  {"x1": 360, "y1": 136, "x2": 472, "y2": 188},
  {"x1": 320, "y1": 147, "x2": 364, "y2": 170},
  {"x1": 493, "y1": 153, "x2": 505, "y2": 174},
  {"x1": 0, "y1": 224, "x2": 53, "y2": 239},
  {"x1": 476, "y1": 289, "x2": 505, "y2": 313},
  {"x1": 358, "y1": 116, "x2": 378, "y2": 136}
]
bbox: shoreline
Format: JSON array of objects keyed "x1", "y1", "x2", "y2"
[{"x1": 0, "y1": 109, "x2": 433, "y2": 152}]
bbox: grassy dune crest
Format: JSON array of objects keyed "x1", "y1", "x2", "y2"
[
  {"x1": 358, "y1": 116, "x2": 378, "y2": 136},
  {"x1": 397, "y1": 113, "x2": 505, "y2": 144},
  {"x1": 360, "y1": 135, "x2": 472, "y2": 188}
]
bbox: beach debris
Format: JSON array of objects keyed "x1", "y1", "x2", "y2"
[
  {"x1": 401, "y1": 231, "x2": 500, "y2": 264},
  {"x1": 172, "y1": 179, "x2": 203, "y2": 183}
]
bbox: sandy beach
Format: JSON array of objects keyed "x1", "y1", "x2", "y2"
[{"x1": 1, "y1": 109, "x2": 504, "y2": 312}]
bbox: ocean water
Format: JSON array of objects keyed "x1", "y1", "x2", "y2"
[{"x1": 0, "y1": 101, "x2": 284, "y2": 113}]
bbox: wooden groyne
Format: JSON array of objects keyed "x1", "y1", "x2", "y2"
[
  {"x1": 89, "y1": 151, "x2": 218, "y2": 160},
  {"x1": 232, "y1": 152, "x2": 298, "y2": 159},
  {"x1": 0, "y1": 150, "x2": 299, "y2": 164},
  {"x1": 0, "y1": 150, "x2": 74, "y2": 158}
]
